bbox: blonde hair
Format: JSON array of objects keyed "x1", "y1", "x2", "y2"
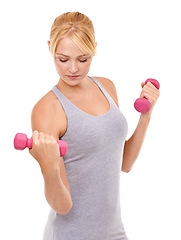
[{"x1": 49, "y1": 12, "x2": 96, "y2": 58}]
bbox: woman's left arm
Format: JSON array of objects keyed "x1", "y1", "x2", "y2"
[{"x1": 122, "y1": 82, "x2": 160, "y2": 173}]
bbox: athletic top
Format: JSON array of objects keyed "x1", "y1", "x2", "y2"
[{"x1": 43, "y1": 76, "x2": 128, "y2": 240}]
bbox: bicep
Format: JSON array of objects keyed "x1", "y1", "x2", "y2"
[
  {"x1": 31, "y1": 101, "x2": 71, "y2": 194},
  {"x1": 31, "y1": 104, "x2": 60, "y2": 139}
]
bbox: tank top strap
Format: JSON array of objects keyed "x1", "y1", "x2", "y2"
[
  {"x1": 88, "y1": 76, "x2": 116, "y2": 107},
  {"x1": 52, "y1": 85, "x2": 75, "y2": 118}
]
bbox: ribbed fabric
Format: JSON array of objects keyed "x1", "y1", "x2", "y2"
[{"x1": 43, "y1": 76, "x2": 128, "y2": 240}]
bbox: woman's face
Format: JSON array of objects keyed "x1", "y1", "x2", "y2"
[{"x1": 52, "y1": 37, "x2": 93, "y2": 87}]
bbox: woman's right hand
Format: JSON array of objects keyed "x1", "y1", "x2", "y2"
[{"x1": 29, "y1": 131, "x2": 60, "y2": 174}]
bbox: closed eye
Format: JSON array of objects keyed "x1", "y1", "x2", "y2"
[
  {"x1": 58, "y1": 59, "x2": 88, "y2": 63},
  {"x1": 59, "y1": 59, "x2": 68, "y2": 62},
  {"x1": 79, "y1": 59, "x2": 88, "y2": 62}
]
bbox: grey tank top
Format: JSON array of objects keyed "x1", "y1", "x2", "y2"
[{"x1": 43, "y1": 76, "x2": 128, "y2": 240}]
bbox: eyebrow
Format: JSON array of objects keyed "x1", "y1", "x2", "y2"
[{"x1": 55, "y1": 53, "x2": 89, "y2": 57}]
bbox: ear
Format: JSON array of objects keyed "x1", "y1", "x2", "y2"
[
  {"x1": 95, "y1": 42, "x2": 97, "y2": 48},
  {"x1": 48, "y1": 41, "x2": 51, "y2": 52}
]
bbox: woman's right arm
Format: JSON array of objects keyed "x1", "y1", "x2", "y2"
[{"x1": 30, "y1": 95, "x2": 73, "y2": 215}]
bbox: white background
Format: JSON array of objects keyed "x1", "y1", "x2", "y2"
[{"x1": 0, "y1": 0, "x2": 181, "y2": 239}]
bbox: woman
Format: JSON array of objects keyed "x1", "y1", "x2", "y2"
[{"x1": 30, "y1": 12, "x2": 160, "y2": 240}]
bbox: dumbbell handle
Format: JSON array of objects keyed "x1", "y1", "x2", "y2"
[
  {"x1": 134, "y1": 78, "x2": 160, "y2": 113},
  {"x1": 14, "y1": 133, "x2": 67, "y2": 157}
]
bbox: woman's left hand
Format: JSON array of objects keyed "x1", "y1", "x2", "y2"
[{"x1": 140, "y1": 81, "x2": 160, "y2": 115}]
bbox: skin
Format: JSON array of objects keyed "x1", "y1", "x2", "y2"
[{"x1": 30, "y1": 37, "x2": 160, "y2": 215}]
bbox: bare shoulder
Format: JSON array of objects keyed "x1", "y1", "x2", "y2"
[
  {"x1": 92, "y1": 76, "x2": 119, "y2": 107},
  {"x1": 31, "y1": 90, "x2": 67, "y2": 139}
]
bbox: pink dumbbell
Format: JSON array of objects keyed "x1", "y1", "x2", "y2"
[
  {"x1": 14, "y1": 133, "x2": 67, "y2": 157},
  {"x1": 134, "y1": 78, "x2": 160, "y2": 113}
]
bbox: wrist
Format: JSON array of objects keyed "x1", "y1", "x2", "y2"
[
  {"x1": 139, "y1": 112, "x2": 151, "y2": 128},
  {"x1": 140, "y1": 112, "x2": 152, "y2": 121},
  {"x1": 40, "y1": 163, "x2": 60, "y2": 178}
]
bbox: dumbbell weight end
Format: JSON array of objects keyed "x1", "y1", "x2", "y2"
[{"x1": 14, "y1": 133, "x2": 31, "y2": 150}]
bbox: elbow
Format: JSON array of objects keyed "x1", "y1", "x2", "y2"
[
  {"x1": 121, "y1": 157, "x2": 135, "y2": 173},
  {"x1": 57, "y1": 201, "x2": 73, "y2": 215},
  {"x1": 122, "y1": 168, "x2": 131, "y2": 173},
  {"x1": 121, "y1": 162, "x2": 132, "y2": 173},
  {"x1": 62, "y1": 203, "x2": 73, "y2": 215}
]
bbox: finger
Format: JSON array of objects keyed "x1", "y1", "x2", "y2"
[
  {"x1": 142, "y1": 89, "x2": 159, "y2": 104},
  {"x1": 141, "y1": 82, "x2": 145, "y2": 88},
  {"x1": 50, "y1": 135, "x2": 60, "y2": 153},
  {"x1": 140, "y1": 89, "x2": 156, "y2": 99},
  {"x1": 146, "y1": 82, "x2": 160, "y2": 92},
  {"x1": 140, "y1": 82, "x2": 159, "y2": 95},
  {"x1": 143, "y1": 87, "x2": 160, "y2": 99},
  {"x1": 45, "y1": 133, "x2": 52, "y2": 144},
  {"x1": 32, "y1": 130, "x2": 39, "y2": 142},
  {"x1": 40, "y1": 133, "x2": 52, "y2": 145},
  {"x1": 50, "y1": 135, "x2": 57, "y2": 142},
  {"x1": 39, "y1": 132, "x2": 45, "y2": 143},
  {"x1": 29, "y1": 130, "x2": 39, "y2": 153},
  {"x1": 140, "y1": 83, "x2": 151, "y2": 97}
]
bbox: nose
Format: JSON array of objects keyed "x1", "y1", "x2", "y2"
[{"x1": 69, "y1": 60, "x2": 79, "y2": 74}]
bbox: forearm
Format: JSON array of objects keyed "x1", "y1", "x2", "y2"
[
  {"x1": 42, "y1": 166, "x2": 73, "y2": 215},
  {"x1": 122, "y1": 113, "x2": 151, "y2": 172}
]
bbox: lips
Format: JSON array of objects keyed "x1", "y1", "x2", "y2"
[{"x1": 67, "y1": 75, "x2": 80, "y2": 80}]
